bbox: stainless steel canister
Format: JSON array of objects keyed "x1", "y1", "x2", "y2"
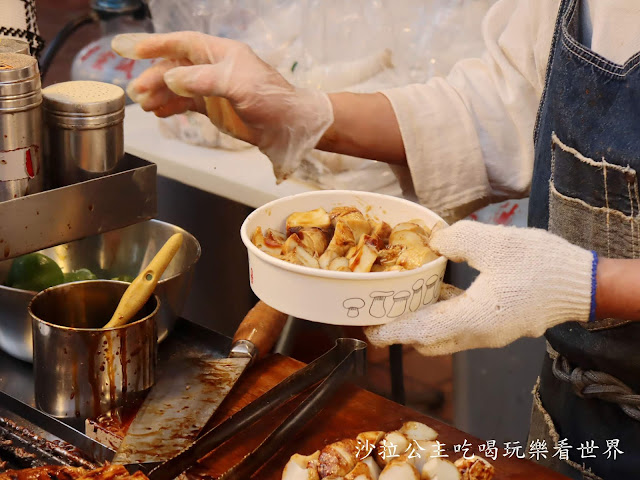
[
  {"x1": 0, "y1": 39, "x2": 30, "y2": 55},
  {"x1": 0, "y1": 53, "x2": 43, "y2": 201},
  {"x1": 29, "y1": 281, "x2": 157, "y2": 423},
  {"x1": 42, "y1": 81, "x2": 125, "y2": 187}
]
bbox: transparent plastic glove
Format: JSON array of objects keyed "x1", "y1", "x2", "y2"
[
  {"x1": 111, "y1": 32, "x2": 334, "y2": 182},
  {"x1": 365, "y1": 221, "x2": 597, "y2": 356}
]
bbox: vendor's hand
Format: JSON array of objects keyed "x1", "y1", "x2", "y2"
[
  {"x1": 365, "y1": 221, "x2": 597, "y2": 355},
  {"x1": 111, "y1": 32, "x2": 333, "y2": 181}
]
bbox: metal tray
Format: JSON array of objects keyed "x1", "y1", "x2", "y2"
[
  {"x1": 0, "y1": 318, "x2": 230, "y2": 433},
  {"x1": 0, "y1": 154, "x2": 157, "y2": 260}
]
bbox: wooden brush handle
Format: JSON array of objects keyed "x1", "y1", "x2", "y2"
[
  {"x1": 231, "y1": 301, "x2": 288, "y2": 360},
  {"x1": 104, "y1": 233, "x2": 183, "y2": 329}
]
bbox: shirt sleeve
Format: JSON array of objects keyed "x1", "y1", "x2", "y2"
[{"x1": 381, "y1": 0, "x2": 560, "y2": 222}]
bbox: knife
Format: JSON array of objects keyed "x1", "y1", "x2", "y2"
[{"x1": 111, "y1": 301, "x2": 289, "y2": 465}]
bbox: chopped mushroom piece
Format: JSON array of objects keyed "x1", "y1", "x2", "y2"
[
  {"x1": 384, "y1": 265, "x2": 406, "y2": 272},
  {"x1": 328, "y1": 256, "x2": 350, "y2": 272},
  {"x1": 389, "y1": 223, "x2": 430, "y2": 250},
  {"x1": 397, "y1": 246, "x2": 439, "y2": 270},
  {"x1": 330, "y1": 206, "x2": 361, "y2": 225},
  {"x1": 356, "y1": 432, "x2": 386, "y2": 453},
  {"x1": 454, "y1": 456, "x2": 495, "y2": 480},
  {"x1": 252, "y1": 226, "x2": 285, "y2": 257},
  {"x1": 399, "y1": 422, "x2": 438, "y2": 442},
  {"x1": 379, "y1": 460, "x2": 419, "y2": 480},
  {"x1": 377, "y1": 245, "x2": 404, "y2": 268},
  {"x1": 286, "y1": 208, "x2": 331, "y2": 236},
  {"x1": 294, "y1": 227, "x2": 329, "y2": 256},
  {"x1": 344, "y1": 457, "x2": 381, "y2": 480},
  {"x1": 283, "y1": 246, "x2": 320, "y2": 269},
  {"x1": 421, "y1": 459, "x2": 461, "y2": 480},
  {"x1": 370, "y1": 220, "x2": 392, "y2": 242},
  {"x1": 282, "y1": 451, "x2": 321, "y2": 480},
  {"x1": 376, "y1": 432, "x2": 410, "y2": 469},
  {"x1": 319, "y1": 222, "x2": 356, "y2": 268},
  {"x1": 335, "y1": 211, "x2": 371, "y2": 243},
  {"x1": 318, "y1": 439, "x2": 359, "y2": 478},
  {"x1": 407, "y1": 218, "x2": 433, "y2": 237},
  {"x1": 349, "y1": 236, "x2": 379, "y2": 273}
]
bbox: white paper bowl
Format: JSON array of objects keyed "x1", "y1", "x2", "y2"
[{"x1": 240, "y1": 190, "x2": 448, "y2": 326}]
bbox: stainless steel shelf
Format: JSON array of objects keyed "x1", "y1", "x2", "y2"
[{"x1": 0, "y1": 154, "x2": 157, "y2": 260}]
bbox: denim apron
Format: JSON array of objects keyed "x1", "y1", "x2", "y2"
[{"x1": 527, "y1": 0, "x2": 640, "y2": 478}]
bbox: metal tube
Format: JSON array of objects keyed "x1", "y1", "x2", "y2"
[{"x1": 0, "y1": 53, "x2": 43, "y2": 201}]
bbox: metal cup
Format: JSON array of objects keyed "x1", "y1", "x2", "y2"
[
  {"x1": 42, "y1": 81, "x2": 125, "y2": 187},
  {"x1": 29, "y1": 281, "x2": 157, "y2": 423},
  {"x1": 0, "y1": 53, "x2": 43, "y2": 201}
]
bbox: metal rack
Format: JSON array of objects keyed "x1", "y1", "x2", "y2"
[{"x1": 0, "y1": 153, "x2": 157, "y2": 261}]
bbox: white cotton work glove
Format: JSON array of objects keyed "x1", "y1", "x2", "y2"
[
  {"x1": 111, "y1": 32, "x2": 334, "y2": 182},
  {"x1": 365, "y1": 221, "x2": 597, "y2": 356}
]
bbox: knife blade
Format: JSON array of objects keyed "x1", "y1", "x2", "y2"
[{"x1": 112, "y1": 301, "x2": 288, "y2": 465}]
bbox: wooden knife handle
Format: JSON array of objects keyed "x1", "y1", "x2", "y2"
[{"x1": 231, "y1": 301, "x2": 288, "y2": 360}]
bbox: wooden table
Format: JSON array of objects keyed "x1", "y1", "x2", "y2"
[{"x1": 187, "y1": 354, "x2": 570, "y2": 479}]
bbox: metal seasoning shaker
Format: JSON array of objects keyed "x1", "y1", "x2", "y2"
[
  {"x1": 42, "y1": 81, "x2": 125, "y2": 187},
  {"x1": 0, "y1": 53, "x2": 43, "y2": 201}
]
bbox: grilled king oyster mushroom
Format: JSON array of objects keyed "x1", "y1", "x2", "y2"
[
  {"x1": 329, "y1": 206, "x2": 361, "y2": 224},
  {"x1": 454, "y1": 456, "x2": 495, "y2": 480},
  {"x1": 349, "y1": 235, "x2": 380, "y2": 273},
  {"x1": 252, "y1": 226, "x2": 286, "y2": 257},
  {"x1": 375, "y1": 431, "x2": 410, "y2": 469},
  {"x1": 389, "y1": 223, "x2": 438, "y2": 270},
  {"x1": 283, "y1": 228, "x2": 329, "y2": 256},
  {"x1": 330, "y1": 208, "x2": 371, "y2": 243},
  {"x1": 317, "y1": 439, "x2": 359, "y2": 478},
  {"x1": 376, "y1": 244, "x2": 404, "y2": 268},
  {"x1": 399, "y1": 422, "x2": 438, "y2": 442},
  {"x1": 319, "y1": 221, "x2": 356, "y2": 269},
  {"x1": 283, "y1": 245, "x2": 320, "y2": 269},
  {"x1": 379, "y1": 459, "x2": 420, "y2": 480},
  {"x1": 328, "y1": 256, "x2": 350, "y2": 272},
  {"x1": 421, "y1": 458, "x2": 461, "y2": 480},
  {"x1": 286, "y1": 208, "x2": 331, "y2": 236},
  {"x1": 370, "y1": 220, "x2": 392, "y2": 242},
  {"x1": 282, "y1": 451, "x2": 321, "y2": 480},
  {"x1": 389, "y1": 223, "x2": 430, "y2": 249},
  {"x1": 344, "y1": 457, "x2": 381, "y2": 480}
]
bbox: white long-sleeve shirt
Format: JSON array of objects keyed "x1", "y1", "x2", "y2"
[{"x1": 382, "y1": 0, "x2": 640, "y2": 222}]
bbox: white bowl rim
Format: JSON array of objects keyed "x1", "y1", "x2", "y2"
[{"x1": 240, "y1": 190, "x2": 448, "y2": 281}]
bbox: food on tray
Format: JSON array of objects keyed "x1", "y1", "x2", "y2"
[
  {"x1": 0, "y1": 464, "x2": 148, "y2": 480},
  {"x1": 454, "y1": 456, "x2": 495, "y2": 480},
  {"x1": 5, "y1": 252, "x2": 135, "y2": 292},
  {"x1": 252, "y1": 207, "x2": 440, "y2": 273},
  {"x1": 281, "y1": 421, "x2": 494, "y2": 480}
]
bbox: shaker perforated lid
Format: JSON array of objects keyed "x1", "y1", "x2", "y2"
[
  {"x1": 0, "y1": 53, "x2": 41, "y2": 111},
  {"x1": 42, "y1": 81, "x2": 125, "y2": 116},
  {"x1": 0, "y1": 53, "x2": 38, "y2": 84},
  {"x1": 0, "y1": 38, "x2": 30, "y2": 55}
]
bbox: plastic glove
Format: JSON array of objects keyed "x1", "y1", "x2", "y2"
[
  {"x1": 365, "y1": 221, "x2": 597, "y2": 356},
  {"x1": 111, "y1": 32, "x2": 334, "y2": 182}
]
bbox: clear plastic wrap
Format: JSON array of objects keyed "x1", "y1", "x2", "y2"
[{"x1": 147, "y1": 0, "x2": 497, "y2": 192}]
